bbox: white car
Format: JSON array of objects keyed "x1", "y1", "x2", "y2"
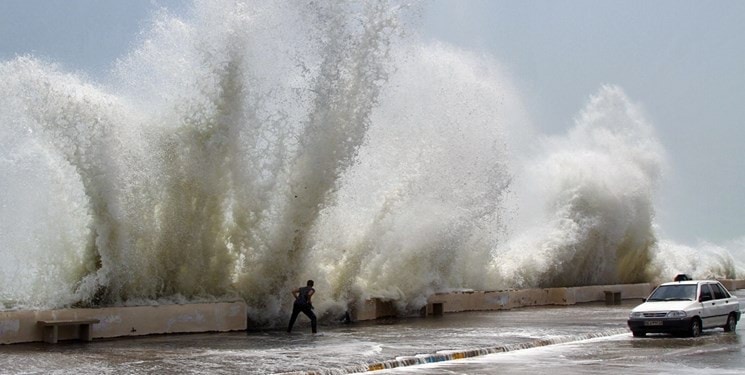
[{"x1": 627, "y1": 280, "x2": 741, "y2": 337}]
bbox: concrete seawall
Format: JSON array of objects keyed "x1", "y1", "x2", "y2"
[
  {"x1": 351, "y1": 279, "x2": 744, "y2": 320},
  {"x1": 429, "y1": 283, "x2": 654, "y2": 313},
  {"x1": 718, "y1": 279, "x2": 745, "y2": 291},
  {"x1": 1, "y1": 301, "x2": 246, "y2": 345},
  {"x1": 351, "y1": 283, "x2": 656, "y2": 320},
  {"x1": 2, "y1": 280, "x2": 742, "y2": 344}
]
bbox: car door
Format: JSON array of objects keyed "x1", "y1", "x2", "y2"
[
  {"x1": 711, "y1": 282, "x2": 736, "y2": 325},
  {"x1": 698, "y1": 283, "x2": 718, "y2": 328}
]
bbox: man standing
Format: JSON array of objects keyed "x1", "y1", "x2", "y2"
[{"x1": 287, "y1": 280, "x2": 317, "y2": 333}]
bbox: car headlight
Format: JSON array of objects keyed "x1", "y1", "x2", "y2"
[
  {"x1": 630, "y1": 312, "x2": 643, "y2": 318},
  {"x1": 666, "y1": 311, "x2": 687, "y2": 318}
]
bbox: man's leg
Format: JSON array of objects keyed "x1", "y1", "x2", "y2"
[
  {"x1": 287, "y1": 304, "x2": 301, "y2": 332},
  {"x1": 302, "y1": 306, "x2": 317, "y2": 333}
]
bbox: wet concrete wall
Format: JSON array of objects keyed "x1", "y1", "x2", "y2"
[
  {"x1": 1, "y1": 301, "x2": 246, "y2": 344},
  {"x1": 344, "y1": 283, "x2": 656, "y2": 321},
  {"x1": 355, "y1": 280, "x2": 743, "y2": 319},
  {"x1": 718, "y1": 279, "x2": 745, "y2": 291},
  {"x1": 424, "y1": 283, "x2": 655, "y2": 315},
  {"x1": 2, "y1": 280, "x2": 741, "y2": 344}
]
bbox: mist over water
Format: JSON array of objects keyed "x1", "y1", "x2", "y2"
[{"x1": 0, "y1": 0, "x2": 741, "y2": 320}]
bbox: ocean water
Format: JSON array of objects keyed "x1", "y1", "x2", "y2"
[{"x1": 0, "y1": 0, "x2": 741, "y2": 323}]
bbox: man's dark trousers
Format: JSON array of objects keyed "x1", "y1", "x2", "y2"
[{"x1": 287, "y1": 303, "x2": 317, "y2": 333}]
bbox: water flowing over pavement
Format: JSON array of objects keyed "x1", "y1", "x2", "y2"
[
  {"x1": 371, "y1": 327, "x2": 745, "y2": 375},
  {"x1": 0, "y1": 301, "x2": 665, "y2": 374},
  {"x1": 2, "y1": 294, "x2": 744, "y2": 374},
  {"x1": 372, "y1": 290, "x2": 745, "y2": 374}
]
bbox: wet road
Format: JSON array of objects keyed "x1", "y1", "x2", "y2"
[
  {"x1": 371, "y1": 324, "x2": 745, "y2": 374},
  {"x1": 1, "y1": 294, "x2": 743, "y2": 374},
  {"x1": 372, "y1": 290, "x2": 745, "y2": 374}
]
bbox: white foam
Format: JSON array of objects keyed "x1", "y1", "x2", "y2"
[{"x1": 0, "y1": 1, "x2": 740, "y2": 319}]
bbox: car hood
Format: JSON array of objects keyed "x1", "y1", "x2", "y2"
[{"x1": 632, "y1": 300, "x2": 697, "y2": 312}]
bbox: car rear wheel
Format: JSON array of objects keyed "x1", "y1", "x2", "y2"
[
  {"x1": 724, "y1": 313, "x2": 737, "y2": 332},
  {"x1": 632, "y1": 330, "x2": 646, "y2": 337},
  {"x1": 689, "y1": 318, "x2": 702, "y2": 337}
]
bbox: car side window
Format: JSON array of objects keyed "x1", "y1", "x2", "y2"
[
  {"x1": 711, "y1": 283, "x2": 730, "y2": 299},
  {"x1": 699, "y1": 284, "x2": 714, "y2": 302}
]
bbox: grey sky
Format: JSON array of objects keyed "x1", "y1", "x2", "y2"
[
  {"x1": 421, "y1": 0, "x2": 745, "y2": 244},
  {"x1": 1, "y1": 0, "x2": 743, "y2": 244}
]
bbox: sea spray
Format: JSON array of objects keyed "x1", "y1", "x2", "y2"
[
  {"x1": 308, "y1": 43, "x2": 523, "y2": 313},
  {"x1": 654, "y1": 239, "x2": 743, "y2": 281},
  {"x1": 111, "y1": 0, "x2": 401, "y2": 318},
  {"x1": 0, "y1": 57, "x2": 130, "y2": 307},
  {"x1": 1, "y1": 0, "x2": 406, "y2": 319},
  {"x1": 498, "y1": 85, "x2": 664, "y2": 288},
  {"x1": 1, "y1": 0, "x2": 741, "y2": 321},
  {"x1": 231, "y1": 1, "x2": 403, "y2": 319}
]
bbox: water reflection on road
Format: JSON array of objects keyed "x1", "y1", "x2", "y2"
[
  {"x1": 373, "y1": 320, "x2": 745, "y2": 374},
  {"x1": 371, "y1": 290, "x2": 745, "y2": 374}
]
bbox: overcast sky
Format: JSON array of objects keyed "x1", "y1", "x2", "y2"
[
  {"x1": 422, "y1": 0, "x2": 745, "y2": 245},
  {"x1": 1, "y1": 0, "x2": 743, "y2": 245}
]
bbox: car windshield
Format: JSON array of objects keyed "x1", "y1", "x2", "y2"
[{"x1": 647, "y1": 284, "x2": 697, "y2": 301}]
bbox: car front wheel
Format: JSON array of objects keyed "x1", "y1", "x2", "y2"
[
  {"x1": 689, "y1": 318, "x2": 702, "y2": 337},
  {"x1": 724, "y1": 313, "x2": 737, "y2": 332},
  {"x1": 632, "y1": 330, "x2": 646, "y2": 337}
]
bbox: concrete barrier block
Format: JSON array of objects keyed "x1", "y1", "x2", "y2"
[
  {"x1": 351, "y1": 299, "x2": 377, "y2": 321},
  {"x1": 351, "y1": 298, "x2": 397, "y2": 321},
  {"x1": 428, "y1": 302, "x2": 444, "y2": 316},
  {"x1": 604, "y1": 291, "x2": 622, "y2": 305}
]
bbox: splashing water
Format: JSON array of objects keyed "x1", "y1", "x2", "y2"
[
  {"x1": 308, "y1": 43, "x2": 523, "y2": 313},
  {"x1": 654, "y1": 238, "x2": 744, "y2": 280},
  {"x1": 1, "y1": 1, "x2": 413, "y2": 318},
  {"x1": 1, "y1": 0, "x2": 741, "y2": 320},
  {"x1": 497, "y1": 86, "x2": 664, "y2": 288}
]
